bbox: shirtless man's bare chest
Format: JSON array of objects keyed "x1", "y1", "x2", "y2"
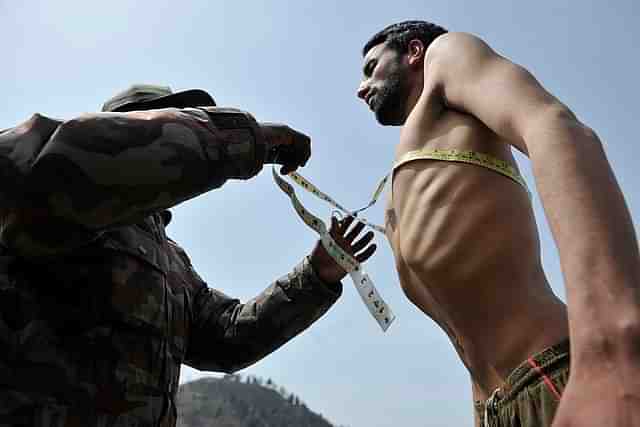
[
  {"x1": 360, "y1": 21, "x2": 640, "y2": 426},
  {"x1": 385, "y1": 84, "x2": 568, "y2": 396}
]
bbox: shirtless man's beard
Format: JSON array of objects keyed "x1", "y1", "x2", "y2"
[{"x1": 372, "y1": 65, "x2": 411, "y2": 126}]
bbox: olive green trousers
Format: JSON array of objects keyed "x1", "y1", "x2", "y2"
[{"x1": 475, "y1": 340, "x2": 570, "y2": 427}]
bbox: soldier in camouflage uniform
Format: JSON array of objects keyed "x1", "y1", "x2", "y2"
[{"x1": 0, "y1": 85, "x2": 376, "y2": 427}]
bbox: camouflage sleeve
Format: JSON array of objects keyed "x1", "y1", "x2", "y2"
[
  {"x1": 4, "y1": 108, "x2": 265, "y2": 255},
  {"x1": 185, "y1": 256, "x2": 342, "y2": 373}
]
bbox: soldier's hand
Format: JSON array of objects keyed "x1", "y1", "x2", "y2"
[
  {"x1": 260, "y1": 122, "x2": 311, "y2": 174},
  {"x1": 310, "y1": 215, "x2": 377, "y2": 284}
]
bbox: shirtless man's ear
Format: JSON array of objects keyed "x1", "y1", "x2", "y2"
[
  {"x1": 407, "y1": 39, "x2": 426, "y2": 67},
  {"x1": 359, "y1": 20, "x2": 640, "y2": 427}
]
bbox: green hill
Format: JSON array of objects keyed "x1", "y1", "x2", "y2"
[{"x1": 177, "y1": 375, "x2": 338, "y2": 427}]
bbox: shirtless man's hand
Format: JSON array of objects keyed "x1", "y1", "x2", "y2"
[
  {"x1": 358, "y1": 22, "x2": 640, "y2": 426},
  {"x1": 428, "y1": 32, "x2": 640, "y2": 427}
]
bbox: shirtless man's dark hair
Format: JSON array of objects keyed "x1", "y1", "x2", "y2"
[{"x1": 362, "y1": 20, "x2": 448, "y2": 57}]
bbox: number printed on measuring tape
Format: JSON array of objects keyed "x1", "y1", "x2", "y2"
[
  {"x1": 272, "y1": 167, "x2": 395, "y2": 332},
  {"x1": 288, "y1": 171, "x2": 387, "y2": 233},
  {"x1": 272, "y1": 148, "x2": 528, "y2": 332},
  {"x1": 393, "y1": 148, "x2": 529, "y2": 194}
]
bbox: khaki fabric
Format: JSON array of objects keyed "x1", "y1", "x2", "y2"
[{"x1": 475, "y1": 340, "x2": 570, "y2": 427}]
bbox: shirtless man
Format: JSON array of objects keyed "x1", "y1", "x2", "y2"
[{"x1": 357, "y1": 21, "x2": 640, "y2": 426}]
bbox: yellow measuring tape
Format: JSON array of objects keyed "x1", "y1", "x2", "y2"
[
  {"x1": 273, "y1": 149, "x2": 527, "y2": 331},
  {"x1": 272, "y1": 168, "x2": 395, "y2": 332},
  {"x1": 393, "y1": 148, "x2": 529, "y2": 193},
  {"x1": 286, "y1": 172, "x2": 387, "y2": 234}
]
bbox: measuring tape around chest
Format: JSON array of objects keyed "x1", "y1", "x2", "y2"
[
  {"x1": 284, "y1": 148, "x2": 527, "y2": 231},
  {"x1": 393, "y1": 148, "x2": 529, "y2": 193}
]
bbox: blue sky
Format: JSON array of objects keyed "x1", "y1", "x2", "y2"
[{"x1": 2, "y1": 1, "x2": 638, "y2": 426}]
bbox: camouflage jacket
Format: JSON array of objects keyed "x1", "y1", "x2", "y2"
[{"x1": 0, "y1": 108, "x2": 342, "y2": 426}]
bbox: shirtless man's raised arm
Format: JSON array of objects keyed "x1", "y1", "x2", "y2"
[
  {"x1": 429, "y1": 32, "x2": 640, "y2": 427},
  {"x1": 358, "y1": 21, "x2": 639, "y2": 426}
]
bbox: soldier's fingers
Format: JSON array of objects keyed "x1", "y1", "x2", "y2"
[
  {"x1": 355, "y1": 244, "x2": 377, "y2": 263},
  {"x1": 301, "y1": 138, "x2": 311, "y2": 166},
  {"x1": 345, "y1": 220, "x2": 366, "y2": 243},
  {"x1": 351, "y1": 231, "x2": 374, "y2": 253},
  {"x1": 338, "y1": 215, "x2": 355, "y2": 234},
  {"x1": 280, "y1": 155, "x2": 294, "y2": 174}
]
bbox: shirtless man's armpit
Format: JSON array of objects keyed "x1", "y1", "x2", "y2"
[{"x1": 358, "y1": 21, "x2": 640, "y2": 427}]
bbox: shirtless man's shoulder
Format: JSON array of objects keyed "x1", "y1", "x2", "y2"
[
  {"x1": 361, "y1": 21, "x2": 640, "y2": 426},
  {"x1": 382, "y1": 29, "x2": 568, "y2": 393},
  {"x1": 388, "y1": 31, "x2": 529, "y2": 285}
]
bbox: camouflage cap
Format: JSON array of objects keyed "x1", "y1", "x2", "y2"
[{"x1": 102, "y1": 84, "x2": 216, "y2": 112}]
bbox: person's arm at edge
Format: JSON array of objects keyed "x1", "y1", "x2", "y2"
[
  {"x1": 426, "y1": 32, "x2": 640, "y2": 421},
  {"x1": 184, "y1": 216, "x2": 375, "y2": 373},
  {"x1": 6, "y1": 108, "x2": 307, "y2": 256},
  {"x1": 32, "y1": 107, "x2": 265, "y2": 226},
  {"x1": 184, "y1": 255, "x2": 342, "y2": 373}
]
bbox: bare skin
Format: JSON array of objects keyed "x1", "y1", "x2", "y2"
[
  {"x1": 360, "y1": 37, "x2": 569, "y2": 401},
  {"x1": 358, "y1": 32, "x2": 640, "y2": 426}
]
